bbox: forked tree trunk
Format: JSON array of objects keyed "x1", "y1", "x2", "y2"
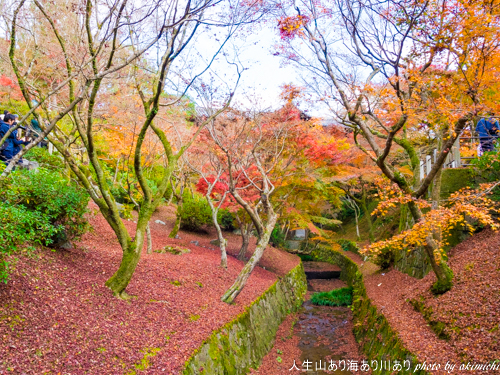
[
  {"x1": 165, "y1": 189, "x2": 174, "y2": 205},
  {"x1": 221, "y1": 215, "x2": 276, "y2": 303},
  {"x1": 237, "y1": 225, "x2": 251, "y2": 261}
]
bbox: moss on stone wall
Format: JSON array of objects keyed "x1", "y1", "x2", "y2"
[
  {"x1": 394, "y1": 247, "x2": 432, "y2": 279},
  {"x1": 440, "y1": 168, "x2": 475, "y2": 199},
  {"x1": 310, "y1": 244, "x2": 429, "y2": 375},
  {"x1": 182, "y1": 263, "x2": 307, "y2": 375},
  {"x1": 393, "y1": 224, "x2": 470, "y2": 279}
]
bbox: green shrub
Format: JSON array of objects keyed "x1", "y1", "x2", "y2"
[
  {"x1": 0, "y1": 168, "x2": 90, "y2": 282},
  {"x1": 217, "y1": 209, "x2": 235, "y2": 231},
  {"x1": 298, "y1": 253, "x2": 315, "y2": 261},
  {"x1": 270, "y1": 226, "x2": 286, "y2": 248},
  {"x1": 179, "y1": 193, "x2": 212, "y2": 231},
  {"x1": 24, "y1": 147, "x2": 65, "y2": 171},
  {"x1": 4, "y1": 168, "x2": 90, "y2": 244},
  {"x1": 336, "y1": 239, "x2": 359, "y2": 254},
  {"x1": 311, "y1": 287, "x2": 353, "y2": 306},
  {"x1": 0, "y1": 203, "x2": 59, "y2": 282},
  {"x1": 371, "y1": 245, "x2": 395, "y2": 269}
]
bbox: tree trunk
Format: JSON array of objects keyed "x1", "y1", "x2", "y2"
[
  {"x1": 361, "y1": 200, "x2": 375, "y2": 243},
  {"x1": 207, "y1": 197, "x2": 227, "y2": 268},
  {"x1": 407, "y1": 201, "x2": 453, "y2": 294},
  {"x1": 283, "y1": 221, "x2": 290, "y2": 242},
  {"x1": 169, "y1": 196, "x2": 183, "y2": 238},
  {"x1": 235, "y1": 215, "x2": 252, "y2": 261},
  {"x1": 146, "y1": 222, "x2": 152, "y2": 254},
  {"x1": 165, "y1": 179, "x2": 175, "y2": 205},
  {"x1": 165, "y1": 188, "x2": 174, "y2": 205},
  {"x1": 112, "y1": 157, "x2": 121, "y2": 186},
  {"x1": 222, "y1": 216, "x2": 276, "y2": 303},
  {"x1": 354, "y1": 206, "x2": 360, "y2": 240},
  {"x1": 237, "y1": 223, "x2": 252, "y2": 261},
  {"x1": 105, "y1": 234, "x2": 144, "y2": 299},
  {"x1": 432, "y1": 135, "x2": 444, "y2": 209},
  {"x1": 431, "y1": 166, "x2": 443, "y2": 209}
]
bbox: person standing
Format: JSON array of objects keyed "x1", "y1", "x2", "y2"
[
  {"x1": 0, "y1": 114, "x2": 29, "y2": 163},
  {"x1": 476, "y1": 115, "x2": 500, "y2": 153}
]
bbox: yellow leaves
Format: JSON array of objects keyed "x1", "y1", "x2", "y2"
[
  {"x1": 397, "y1": 165, "x2": 414, "y2": 178},
  {"x1": 363, "y1": 183, "x2": 500, "y2": 261}
]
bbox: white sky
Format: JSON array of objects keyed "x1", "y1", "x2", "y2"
[{"x1": 184, "y1": 21, "x2": 331, "y2": 118}]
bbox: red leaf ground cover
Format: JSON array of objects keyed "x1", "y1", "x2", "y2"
[
  {"x1": 0, "y1": 204, "x2": 299, "y2": 374},
  {"x1": 362, "y1": 228, "x2": 500, "y2": 374}
]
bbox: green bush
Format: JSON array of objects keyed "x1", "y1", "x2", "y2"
[
  {"x1": 0, "y1": 203, "x2": 59, "y2": 282},
  {"x1": 4, "y1": 168, "x2": 90, "y2": 244},
  {"x1": 371, "y1": 245, "x2": 395, "y2": 269},
  {"x1": 179, "y1": 193, "x2": 212, "y2": 231},
  {"x1": 24, "y1": 147, "x2": 65, "y2": 171},
  {"x1": 311, "y1": 287, "x2": 353, "y2": 306},
  {"x1": 336, "y1": 239, "x2": 359, "y2": 254},
  {"x1": 0, "y1": 168, "x2": 90, "y2": 282},
  {"x1": 270, "y1": 226, "x2": 286, "y2": 248},
  {"x1": 217, "y1": 209, "x2": 235, "y2": 231},
  {"x1": 298, "y1": 253, "x2": 315, "y2": 261}
]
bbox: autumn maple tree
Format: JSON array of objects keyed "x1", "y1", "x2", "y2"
[
  {"x1": 274, "y1": 0, "x2": 500, "y2": 293},
  {"x1": 199, "y1": 95, "x2": 345, "y2": 302},
  {"x1": 0, "y1": 0, "x2": 259, "y2": 299}
]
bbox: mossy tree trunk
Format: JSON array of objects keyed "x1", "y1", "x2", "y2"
[
  {"x1": 169, "y1": 185, "x2": 185, "y2": 238},
  {"x1": 146, "y1": 222, "x2": 152, "y2": 254},
  {"x1": 221, "y1": 215, "x2": 276, "y2": 303},
  {"x1": 101, "y1": 202, "x2": 155, "y2": 298}
]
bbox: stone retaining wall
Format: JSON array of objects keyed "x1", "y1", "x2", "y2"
[
  {"x1": 311, "y1": 244, "x2": 429, "y2": 375},
  {"x1": 182, "y1": 263, "x2": 307, "y2": 375}
]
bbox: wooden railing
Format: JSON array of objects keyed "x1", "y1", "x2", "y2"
[
  {"x1": 418, "y1": 134, "x2": 488, "y2": 180},
  {"x1": 419, "y1": 139, "x2": 462, "y2": 181}
]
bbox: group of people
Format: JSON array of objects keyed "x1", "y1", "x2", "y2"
[{"x1": 0, "y1": 110, "x2": 44, "y2": 164}]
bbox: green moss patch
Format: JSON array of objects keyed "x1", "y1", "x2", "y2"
[
  {"x1": 125, "y1": 347, "x2": 161, "y2": 375},
  {"x1": 155, "y1": 245, "x2": 190, "y2": 255},
  {"x1": 311, "y1": 287, "x2": 353, "y2": 306}
]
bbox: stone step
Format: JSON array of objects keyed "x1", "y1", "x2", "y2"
[{"x1": 302, "y1": 261, "x2": 341, "y2": 279}]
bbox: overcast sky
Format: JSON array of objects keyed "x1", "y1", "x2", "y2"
[{"x1": 181, "y1": 21, "x2": 331, "y2": 118}]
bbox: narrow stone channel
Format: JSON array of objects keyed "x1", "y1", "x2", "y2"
[{"x1": 253, "y1": 262, "x2": 368, "y2": 375}]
